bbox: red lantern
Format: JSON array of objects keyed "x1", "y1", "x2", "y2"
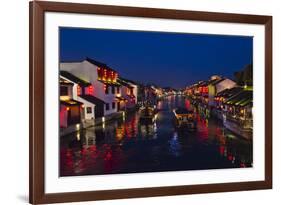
[
  {"x1": 88, "y1": 85, "x2": 94, "y2": 95},
  {"x1": 77, "y1": 85, "x2": 81, "y2": 96}
]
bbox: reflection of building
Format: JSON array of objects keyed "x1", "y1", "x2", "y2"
[{"x1": 60, "y1": 57, "x2": 121, "y2": 117}]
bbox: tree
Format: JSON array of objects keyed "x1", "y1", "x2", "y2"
[{"x1": 234, "y1": 64, "x2": 253, "y2": 86}]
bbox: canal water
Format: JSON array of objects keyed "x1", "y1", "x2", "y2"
[{"x1": 60, "y1": 95, "x2": 253, "y2": 176}]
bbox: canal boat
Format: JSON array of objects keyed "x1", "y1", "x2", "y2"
[
  {"x1": 173, "y1": 108, "x2": 197, "y2": 130},
  {"x1": 139, "y1": 105, "x2": 157, "y2": 124}
]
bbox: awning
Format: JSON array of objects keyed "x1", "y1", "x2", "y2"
[
  {"x1": 127, "y1": 94, "x2": 135, "y2": 99},
  {"x1": 60, "y1": 99, "x2": 83, "y2": 106},
  {"x1": 116, "y1": 96, "x2": 126, "y2": 101},
  {"x1": 60, "y1": 71, "x2": 91, "y2": 87},
  {"x1": 79, "y1": 95, "x2": 105, "y2": 105},
  {"x1": 225, "y1": 90, "x2": 253, "y2": 107},
  {"x1": 98, "y1": 80, "x2": 121, "y2": 86}
]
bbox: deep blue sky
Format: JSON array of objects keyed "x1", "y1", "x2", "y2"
[{"x1": 60, "y1": 27, "x2": 253, "y2": 88}]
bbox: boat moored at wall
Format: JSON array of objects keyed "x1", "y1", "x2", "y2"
[{"x1": 173, "y1": 108, "x2": 197, "y2": 130}]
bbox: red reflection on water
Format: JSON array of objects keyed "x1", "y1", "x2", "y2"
[
  {"x1": 89, "y1": 145, "x2": 96, "y2": 152},
  {"x1": 104, "y1": 150, "x2": 112, "y2": 161},
  {"x1": 116, "y1": 125, "x2": 125, "y2": 140},
  {"x1": 130, "y1": 117, "x2": 137, "y2": 137},
  {"x1": 61, "y1": 142, "x2": 128, "y2": 175},
  {"x1": 60, "y1": 96, "x2": 252, "y2": 176},
  {"x1": 219, "y1": 146, "x2": 225, "y2": 155},
  {"x1": 116, "y1": 114, "x2": 138, "y2": 140},
  {"x1": 157, "y1": 100, "x2": 163, "y2": 109},
  {"x1": 185, "y1": 99, "x2": 191, "y2": 110},
  {"x1": 125, "y1": 123, "x2": 131, "y2": 138},
  {"x1": 81, "y1": 148, "x2": 87, "y2": 155},
  {"x1": 196, "y1": 116, "x2": 209, "y2": 141},
  {"x1": 65, "y1": 149, "x2": 74, "y2": 168}
]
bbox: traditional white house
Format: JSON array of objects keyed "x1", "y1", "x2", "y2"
[
  {"x1": 59, "y1": 77, "x2": 83, "y2": 129},
  {"x1": 60, "y1": 57, "x2": 121, "y2": 117},
  {"x1": 117, "y1": 78, "x2": 138, "y2": 111},
  {"x1": 60, "y1": 71, "x2": 106, "y2": 122},
  {"x1": 125, "y1": 79, "x2": 138, "y2": 104},
  {"x1": 208, "y1": 76, "x2": 236, "y2": 107}
]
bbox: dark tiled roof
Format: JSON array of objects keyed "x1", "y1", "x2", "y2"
[
  {"x1": 118, "y1": 77, "x2": 138, "y2": 85},
  {"x1": 60, "y1": 99, "x2": 83, "y2": 106},
  {"x1": 60, "y1": 77, "x2": 74, "y2": 86},
  {"x1": 187, "y1": 84, "x2": 197, "y2": 89},
  {"x1": 60, "y1": 71, "x2": 91, "y2": 87},
  {"x1": 117, "y1": 78, "x2": 133, "y2": 88},
  {"x1": 175, "y1": 108, "x2": 193, "y2": 115},
  {"x1": 116, "y1": 96, "x2": 126, "y2": 101},
  {"x1": 85, "y1": 57, "x2": 117, "y2": 72},
  {"x1": 198, "y1": 81, "x2": 209, "y2": 86},
  {"x1": 61, "y1": 57, "x2": 117, "y2": 73},
  {"x1": 225, "y1": 90, "x2": 253, "y2": 107},
  {"x1": 216, "y1": 87, "x2": 243, "y2": 98},
  {"x1": 98, "y1": 80, "x2": 121, "y2": 86},
  {"x1": 79, "y1": 95, "x2": 105, "y2": 105},
  {"x1": 209, "y1": 78, "x2": 225, "y2": 86}
]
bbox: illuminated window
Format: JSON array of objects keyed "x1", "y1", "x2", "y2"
[{"x1": 105, "y1": 85, "x2": 109, "y2": 94}]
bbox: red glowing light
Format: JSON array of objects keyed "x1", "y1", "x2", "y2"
[
  {"x1": 88, "y1": 85, "x2": 94, "y2": 95},
  {"x1": 203, "y1": 86, "x2": 208, "y2": 93},
  {"x1": 219, "y1": 146, "x2": 225, "y2": 155},
  {"x1": 104, "y1": 151, "x2": 112, "y2": 161},
  {"x1": 185, "y1": 99, "x2": 191, "y2": 109}
]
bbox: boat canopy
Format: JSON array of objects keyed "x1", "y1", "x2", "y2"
[{"x1": 174, "y1": 108, "x2": 193, "y2": 115}]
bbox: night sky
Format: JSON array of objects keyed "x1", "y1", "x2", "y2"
[{"x1": 60, "y1": 27, "x2": 253, "y2": 89}]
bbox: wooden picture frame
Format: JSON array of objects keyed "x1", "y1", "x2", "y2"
[{"x1": 29, "y1": 1, "x2": 272, "y2": 204}]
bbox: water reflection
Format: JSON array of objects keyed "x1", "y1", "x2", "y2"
[
  {"x1": 168, "y1": 132, "x2": 181, "y2": 157},
  {"x1": 60, "y1": 96, "x2": 253, "y2": 176}
]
